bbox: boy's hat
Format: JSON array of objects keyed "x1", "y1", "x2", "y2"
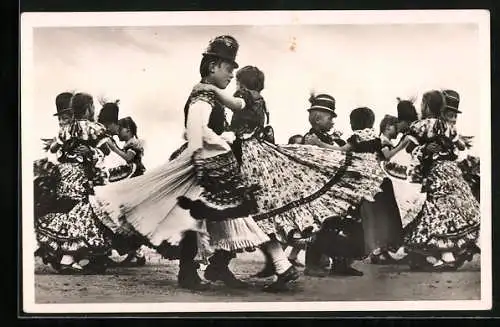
[
  {"x1": 307, "y1": 93, "x2": 337, "y2": 117},
  {"x1": 442, "y1": 89, "x2": 461, "y2": 113},
  {"x1": 53, "y1": 92, "x2": 74, "y2": 116},
  {"x1": 53, "y1": 107, "x2": 73, "y2": 116},
  {"x1": 203, "y1": 35, "x2": 239, "y2": 68}
]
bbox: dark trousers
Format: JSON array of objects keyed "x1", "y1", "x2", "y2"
[
  {"x1": 178, "y1": 231, "x2": 198, "y2": 271},
  {"x1": 208, "y1": 249, "x2": 236, "y2": 267},
  {"x1": 179, "y1": 231, "x2": 235, "y2": 271},
  {"x1": 305, "y1": 240, "x2": 330, "y2": 270}
]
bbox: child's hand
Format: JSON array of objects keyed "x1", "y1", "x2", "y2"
[{"x1": 192, "y1": 83, "x2": 216, "y2": 94}]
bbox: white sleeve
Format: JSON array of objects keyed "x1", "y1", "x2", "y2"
[{"x1": 186, "y1": 101, "x2": 211, "y2": 152}]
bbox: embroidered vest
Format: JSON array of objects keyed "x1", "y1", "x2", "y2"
[
  {"x1": 183, "y1": 91, "x2": 227, "y2": 136},
  {"x1": 303, "y1": 128, "x2": 346, "y2": 146}
]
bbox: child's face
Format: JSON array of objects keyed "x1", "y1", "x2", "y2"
[
  {"x1": 385, "y1": 124, "x2": 398, "y2": 139},
  {"x1": 316, "y1": 111, "x2": 335, "y2": 132},
  {"x1": 118, "y1": 127, "x2": 130, "y2": 141},
  {"x1": 290, "y1": 136, "x2": 303, "y2": 144},
  {"x1": 58, "y1": 113, "x2": 72, "y2": 126},
  {"x1": 441, "y1": 109, "x2": 458, "y2": 126},
  {"x1": 211, "y1": 61, "x2": 235, "y2": 89}
]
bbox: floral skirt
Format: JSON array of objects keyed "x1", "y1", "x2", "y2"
[
  {"x1": 92, "y1": 150, "x2": 269, "y2": 260},
  {"x1": 238, "y1": 138, "x2": 386, "y2": 241},
  {"x1": 403, "y1": 160, "x2": 480, "y2": 257},
  {"x1": 34, "y1": 162, "x2": 113, "y2": 261}
]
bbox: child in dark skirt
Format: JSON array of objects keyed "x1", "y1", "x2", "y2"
[{"x1": 343, "y1": 108, "x2": 407, "y2": 264}]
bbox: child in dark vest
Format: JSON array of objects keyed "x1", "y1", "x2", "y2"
[{"x1": 302, "y1": 94, "x2": 364, "y2": 277}]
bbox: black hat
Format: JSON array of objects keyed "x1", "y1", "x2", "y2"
[
  {"x1": 202, "y1": 35, "x2": 239, "y2": 68},
  {"x1": 307, "y1": 93, "x2": 337, "y2": 117},
  {"x1": 53, "y1": 92, "x2": 74, "y2": 116},
  {"x1": 98, "y1": 101, "x2": 120, "y2": 124},
  {"x1": 442, "y1": 89, "x2": 461, "y2": 113}
]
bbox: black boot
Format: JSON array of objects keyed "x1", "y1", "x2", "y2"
[
  {"x1": 178, "y1": 262, "x2": 209, "y2": 290},
  {"x1": 263, "y1": 266, "x2": 300, "y2": 293},
  {"x1": 304, "y1": 243, "x2": 330, "y2": 277},
  {"x1": 178, "y1": 231, "x2": 209, "y2": 291},
  {"x1": 204, "y1": 250, "x2": 248, "y2": 289},
  {"x1": 330, "y1": 257, "x2": 363, "y2": 276}
]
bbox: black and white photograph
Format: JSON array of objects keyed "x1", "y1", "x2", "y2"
[{"x1": 21, "y1": 10, "x2": 491, "y2": 313}]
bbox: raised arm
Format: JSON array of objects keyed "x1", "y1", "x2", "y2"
[
  {"x1": 381, "y1": 136, "x2": 413, "y2": 160},
  {"x1": 107, "y1": 141, "x2": 135, "y2": 163},
  {"x1": 192, "y1": 83, "x2": 245, "y2": 112},
  {"x1": 213, "y1": 88, "x2": 246, "y2": 112}
]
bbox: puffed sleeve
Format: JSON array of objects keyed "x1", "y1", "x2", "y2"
[
  {"x1": 408, "y1": 118, "x2": 437, "y2": 140},
  {"x1": 186, "y1": 101, "x2": 212, "y2": 152},
  {"x1": 124, "y1": 138, "x2": 144, "y2": 157}
]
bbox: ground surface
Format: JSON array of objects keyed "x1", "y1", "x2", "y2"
[{"x1": 34, "y1": 250, "x2": 480, "y2": 303}]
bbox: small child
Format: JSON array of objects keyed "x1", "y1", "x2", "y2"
[
  {"x1": 106, "y1": 116, "x2": 147, "y2": 266},
  {"x1": 288, "y1": 134, "x2": 304, "y2": 145},
  {"x1": 379, "y1": 115, "x2": 403, "y2": 160},
  {"x1": 344, "y1": 107, "x2": 408, "y2": 266},
  {"x1": 45, "y1": 92, "x2": 75, "y2": 155},
  {"x1": 302, "y1": 94, "x2": 363, "y2": 277},
  {"x1": 302, "y1": 94, "x2": 346, "y2": 149},
  {"x1": 39, "y1": 92, "x2": 112, "y2": 272},
  {"x1": 403, "y1": 89, "x2": 479, "y2": 270},
  {"x1": 108, "y1": 116, "x2": 146, "y2": 178}
]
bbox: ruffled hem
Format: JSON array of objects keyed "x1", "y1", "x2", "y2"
[
  {"x1": 405, "y1": 224, "x2": 480, "y2": 255},
  {"x1": 177, "y1": 192, "x2": 258, "y2": 221},
  {"x1": 204, "y1": 216, "x2": 270, "y2": 252},
  {"x1": 209, "y1": 239, "x2": 265, "y2": 252},
  {"x1": 36, "y1": 233, "x2": 111, "y2": 258}
]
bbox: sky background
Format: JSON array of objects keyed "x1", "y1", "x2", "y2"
[{"x1": 32, "y1": 24, "x2": 481, "y2": 169}]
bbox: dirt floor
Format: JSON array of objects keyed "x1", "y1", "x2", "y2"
[{"x1": 34, "y1": 250, "x2": 481, "y2": 303}]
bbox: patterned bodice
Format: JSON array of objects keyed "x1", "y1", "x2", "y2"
[
  {"x1": 230, "y1": 88, "x2": 269, "y2": 136},
  {"x1": 184, "y1": 90, "x2": 227, "y2": 136},
  {"x1": 346, "y1": 128, "x2": 382, "y2": 154}
]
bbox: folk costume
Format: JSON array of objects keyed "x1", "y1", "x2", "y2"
[
  {"x1": 231, "y1": 93, "x2": 386, "y2": 243},
  {"x1": 35, "y1": 106, "x2": 115, "y2": 273},
  {"x1": 402, "y1": 90, "x2": 480, "y2": 270},
  {"x1": 92, "y1": 35, "x2": 270, "y2": 290}
]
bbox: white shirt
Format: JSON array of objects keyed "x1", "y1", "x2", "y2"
[{"x1": 185, "y1": 100, "x2": 236, "y2": 159}]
